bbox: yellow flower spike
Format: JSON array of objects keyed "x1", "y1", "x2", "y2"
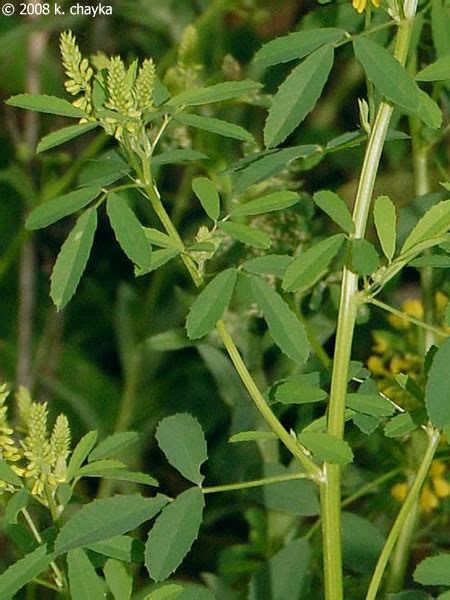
[{"x1": 388, "y1": 313, "x2": 409, "y2": 330}]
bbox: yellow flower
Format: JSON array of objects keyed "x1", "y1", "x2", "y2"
[
  {"x1": 352, "y1": 0, "x2": 380, "y2": 13},
  {"x1": 403, "y1": 299, "x2": 424, "y2": 320}
]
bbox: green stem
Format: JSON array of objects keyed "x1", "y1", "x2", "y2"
[
  {"x1": 385, "y1": 495, "x2": 420, "y2": 594},
  {"x1": 216, "y1": 320, "x2": 322, "y2": 480},
  {"x1": 366, "y1": 428, "x2": 440, "y2": 600},
  {"x1": 369, "y1": 298, "x2": 446, "y2": 338},
  {"x1": 21, "y1": 508, "x2": 65, "y2": 590},
  {"x1": 321, "y1": 8, "x2": 417, "y2": 598},
  {"x1": 203, "y1": 472, "x2": 310, "y2": 494}
]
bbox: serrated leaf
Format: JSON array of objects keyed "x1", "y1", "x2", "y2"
[
  {"x1": 186, "y1": 268, "x2": 237, "y2": 339},
  {"x1": 145, "y1": 583, "x2": 185, "y2": 600},
  {"x1": 425, "y1": 337, "x2": 450, "y2": 428},
  {"x1": 25, "y1": 186, "x2": 102, "y2": 231},
  {"x1": 144, "y1": 228, "x2": 180, "y2": 249},
  {"x1": 152, "y1": 149, "x2": 208, "y2": 166},
  {"x1": 55, "y1": 494, "x2": 168, "y2": 554},
  {"x1": 229, "y1": 431, "x2": 277, "y2": 443},
  {"x1": 5, "y1": 488, "x2": 29, "y2": 525},
  {"x1": 346, "y1": 393, "x2": 395, "y2": 417},
  {"x1": 384, "y1": 412, "x2": 418, "y2": 437},
  {"x1": 75, "y1": 459, "x2": 126, "y2": 478},
  {"x1": 107, "y1": 192, "x2": 152, "y2": 269},
  {"x1": 168, "y1": 80, "x2": 261, "y2": 107},
  {"x1": 275, "y1": 381, "x2": 327, "y2": 404},
  {"x1": 414, "y1": 553, "x2": 450, "y2": 585},
  {"x1": 50, "y1": 208, "x2": 97, "y2": 310},
  {"x1": 248, "y1": 538, "x2": 310, "y2": 600},
  {"x1": 0, "y1": 545, "x2": 54, "y2": 598},
  {"x1": 81, "y1": 468, "x2": 158, "y2": 487},
  {"x1": 374, "y1": 195, "x2": 396, "y2": 261},
  {"x1": 104, "y1": 559, "x2": 132, "y2": 600},
  {"x1": 218, "y1": 221, "x2": 271, "y2": 249},
  {"x1": 0, "y1": 459, "x2": 23, "y2": 487},
  {"x1": 417, "y1": 90, "x2": 443, "y2": 129},
  {"x1": 254, "y1": 27, "x2": 344, "y2": 67},
  {"x1": 87, "y1": 535, "x2": 145, "y2": 563},
  {"x1": 192, "y1": 177, "x2": 220, "y2": 221},
  {"x1": 173, "y1": 113, "x2": 254, "y2": 142},
  {"x1": 250, "y1": 276, "x2": 309, "y2": 363},
  {"x1": 282, "y1": 234, "x2": 345, "y2": 293},
  {"x1": 353, "y1": 38, "x2": 420, "y2": 113},
  {"x1": 410, "y1": 254, "x2": 450, "y2": 268},
  {"x1": 37, "y1": 122, "x2": 98, "y2": 153},
  {"x1": 79, "y1": 151, "x2": 130, "y2": 188},
  {"x1": 135, "y1": 248, "x2": 181, "y2": 276},
  {"x1": 432, "y1": 0, "x2": 450, "y2": 57},
  {"x1": 145, "y1": 487, "x2": 205, "y2": 582},
  {"x1": 231, "y1": 191, "x2": 299, "y2": 217},
  {"x1": 298, "y1": 431, "x2": 353, "y2": 464},
  {"x1": 313, "y1": 190, "x2": 354, "y2": 234},
  {"x1": 416, "y1": 55, "x2": 450, "y2": 81},
  {"x1": 66, "y1": 431, "x2": 98, "y2": 482},
  {"x1": 242, "y1": 254, "x2": 293, "y2": 278},
  {"x1": 232, "y1": 145, "x2": 319, "y2": 193},
  {"x1": 353, "y1": 413, "x2": 380, "y2": 435},
  {"x1": 264, "y1": 45, "x2": 334, "y2": 148},
  {"x1": 6, "y1": 93, "x2": 86, "y2": 117},
  {"x1": 401, "y1": 200, "x2": 450, "y2": 254},
  {"x1": 350, "y1": 239, "x2": 380, "y2": 276},
  {"x1": 155, "y1": 414, "x2": 207, "y2": 485},
  {"x1": 67, "y1": 549, "x2": 104, "y2": 600},
  {"x1": 88, "y1": 431, "x2": 139, "y2": 462}
]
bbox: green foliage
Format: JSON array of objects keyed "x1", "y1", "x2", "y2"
[
  {"x1": 145, "y1": 487, "x2": 205, "y2": 582},
  {"x1": 425, "y1": 338, "x2": 450, "y2": 428},
  {"x1": 155, "y1": 414, "x2": 207, "y2": 485},
  {"x1": 250, "y1": 276, "x2": 309, "y2": 363},
  {"x1": 264, "y1": 45, "x2": 334, "y2": 148},
  {"x1": 186, "y1": 269, "x2": 237, "y2": 339},
  {"x1": 55, "y1": 495, "x2": 168, "y2": 553},
  {"x1": 67, "y1": 549, "x2": 105, "y2": 600},
  {"x1": 50, "y1": 208, "x2": 97, "y2": 310}
]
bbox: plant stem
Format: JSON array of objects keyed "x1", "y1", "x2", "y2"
[
  {"x1": 366, "y1": 428, "x2": 440, "y2": 600},
  {"x1": 21, "y1": 508, "x2": 65, "y2": 590},
  {"x1": 321, "y1": 6, "x2": 417, "y2": 598},
  {"x1": 369, "y1": 298, "x2": 446, "y2": 338},
  {"x1": 216, "y1": 320, "x2": 321, "y2": 480},
  {"x1": 385, "y1": 495, "x2": 420, "y2": 594},
  {"x1": 203, "y1": 472, "x2": 310, "y2": 494},
  {"x1": 139, "y1": 170, "x2": 321, "y2": 479}
]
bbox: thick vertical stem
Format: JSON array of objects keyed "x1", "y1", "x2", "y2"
[{"x1": 321, "y1": 8, "x2": 417, "y2": 598}]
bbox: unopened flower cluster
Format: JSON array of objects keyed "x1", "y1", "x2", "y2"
[
  {"x1": 0, "y1": 384, "x2": 71, "y2": 506},
  {"x1": 60, "y1": 30, "x2": 156, "y2": 143}
]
